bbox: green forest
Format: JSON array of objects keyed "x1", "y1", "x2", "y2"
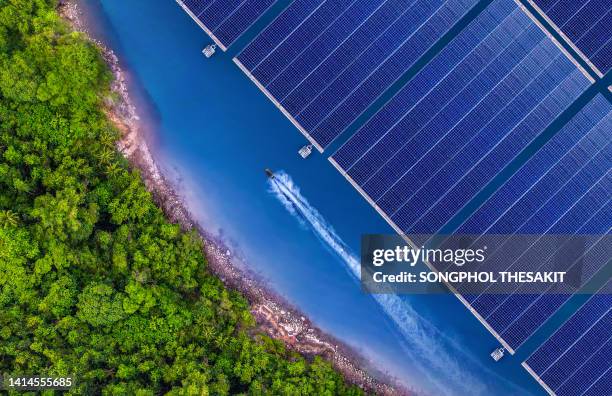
[{"x1": 0, "y1": 1, "x2": 362, "y2": 394}]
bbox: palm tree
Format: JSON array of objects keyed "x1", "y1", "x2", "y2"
[
  {"x1": 202, "y1": 326, "x2": 214, "y2": 342},
  {"x1": 106, "y1": 163, "x2": 122, "y2": 177},
  {"x1": 100, "y1": 131, "x2": 116, "y2": 148},
  {"x1": 215, "y1": 335, "x2": 228, "y2": 349},
  {"x1": 0, "y1": 210, "x2": 19, "y2": 228},
  {"x1": 97, "y1": 149, "x2": 114, "y2": 164}
]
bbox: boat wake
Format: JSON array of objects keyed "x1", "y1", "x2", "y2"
[{"x1": 268, "y1": 171, "x2": 489, "y2": 396}]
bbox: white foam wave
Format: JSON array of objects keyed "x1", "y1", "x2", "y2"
[{"x1": 268, "y1": 171, "x2": 487, "y2": 396}]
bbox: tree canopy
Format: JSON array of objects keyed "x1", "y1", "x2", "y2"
[{"x1": 0, "y1": 1, "x2": 363, "y2": 394}]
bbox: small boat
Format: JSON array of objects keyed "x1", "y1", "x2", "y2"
[
  {"x1": 298, "y1": 144, "x2": 313, "y2": 159},
  {"x1": 265, "y1": 168, "x2": 275, "y2": 179},
  {"x1": 490, "y1": 347, "x2": 505, "y2": 361},
  {"x1": 202, "y1": 44, "x2": 216, "y2": 58}
]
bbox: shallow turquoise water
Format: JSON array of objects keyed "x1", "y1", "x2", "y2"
[{"x1": 81, "y1": 1, "x2": 548, "y2": 394}]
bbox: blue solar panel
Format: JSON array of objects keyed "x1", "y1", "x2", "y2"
[
  {"x1": 460, "y1": 96, "x2": 612, "y2": 234},
  {"x1": 530, "y1": 0, "x2": 612, "y2": 76},
  {"x1": 177, "y1": 0, "x2": 277, "y2": 50},
  {"x1": 444, "y1": 95, "x2": 610, "y2": 349},
  {"x1": 524, "y1": 281, "x2": 612, "y2": 396},
  {"x1": 583, "y1": 370, "x2": 612, "y2": 396},
  {"x1": 332, "y1": 0, "x2": 592, "y2": 234},
  {"x1": 331, "y1": 0, "x2": 605, "y2": 352},
  {"x1": 235, "y1": 0, "x2": 479, "y2": 150}
]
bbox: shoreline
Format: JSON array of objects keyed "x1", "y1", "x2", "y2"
[{"x1": 60, "y1": 2, "x2": 407, "y2": 394}]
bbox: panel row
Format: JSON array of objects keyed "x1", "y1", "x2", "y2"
[
  {"x1": 524, "y1": 280, "x2": 612, "y2": 396},
  {"x1": 456, "y1": 94, "x2": 612, "y2": 350},
  {"x1": 236, "y1": 0, "x2": 479, "y2": 150},
  {"x1": 178, "y1": 0, "x2": 277, "y2": 50},
  {"x1": 530, "y1": 0, "x2": 612, "y2": 76}
]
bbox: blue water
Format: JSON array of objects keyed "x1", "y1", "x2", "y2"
[{"x1": 82, "y1": 1, "x2": 547, "y2": 394}]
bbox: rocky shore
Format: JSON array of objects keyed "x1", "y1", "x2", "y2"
[{"x1": 60, "y1": 2, "x2": 407, "y2": 394}]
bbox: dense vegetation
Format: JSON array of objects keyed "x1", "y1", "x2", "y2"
[{"x1": 0, "y1": 1, "x2": 362, "y2": 394}]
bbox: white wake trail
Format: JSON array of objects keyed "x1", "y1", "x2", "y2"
[{"x1": 268, "y1": 171, "x2": 487, "y2": 396}]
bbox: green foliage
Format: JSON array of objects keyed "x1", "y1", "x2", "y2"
[{"x1": 0, "y1": 1, "x2": 362, "y2": 394}]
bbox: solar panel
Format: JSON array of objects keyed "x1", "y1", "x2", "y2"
[
  {"x1": 341, "y1": 93, "x2": 609, "y2": 352},
  {"x1": 235, "y1": 0, "x2": 480, "y2": 150},
  {"x1": 448, "y1": 95, "x2": 611, "y2": 349},
  {"x1": 583, "y1": 370, "x2": 612, "y2": 396},
  {"x1": 529, "y1": 0, "x2": 612, "y2": 76},
  {"x1": 177, "y1": 0, "x2": 278, "y2": 50},
  {"x1": 330, "y1": 0, "x2": 605, "y2": 352},
  {"x1": 332, "y1": 0, "x2": 592, "y2": 235},
  {"x1": 523, "y1": 281, "x2": 612, "y2": 396}
]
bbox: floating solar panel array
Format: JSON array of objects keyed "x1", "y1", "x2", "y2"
[
  {"x1": 523, "y1": 280, "x2": 612, "y2": 396},
  {"x1": 331, "y1": 0, "x2": 592, "y2": 236},
  {"x1": 176, "y1": 0, "x2": 278, "y2": 50},
  {"x1": 235, "y1": 0, "x2": 480, "y2": 151},
  {"x1": 529, "y1": 0, "x2": 612, "y2": 77},
  {"x1": 175, "y1": 0, "x2": 611, "y2": 391}
]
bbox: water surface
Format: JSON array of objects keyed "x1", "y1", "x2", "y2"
[{"x1": 81, "y1": 1, "x2": 546, "y2": 394}]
